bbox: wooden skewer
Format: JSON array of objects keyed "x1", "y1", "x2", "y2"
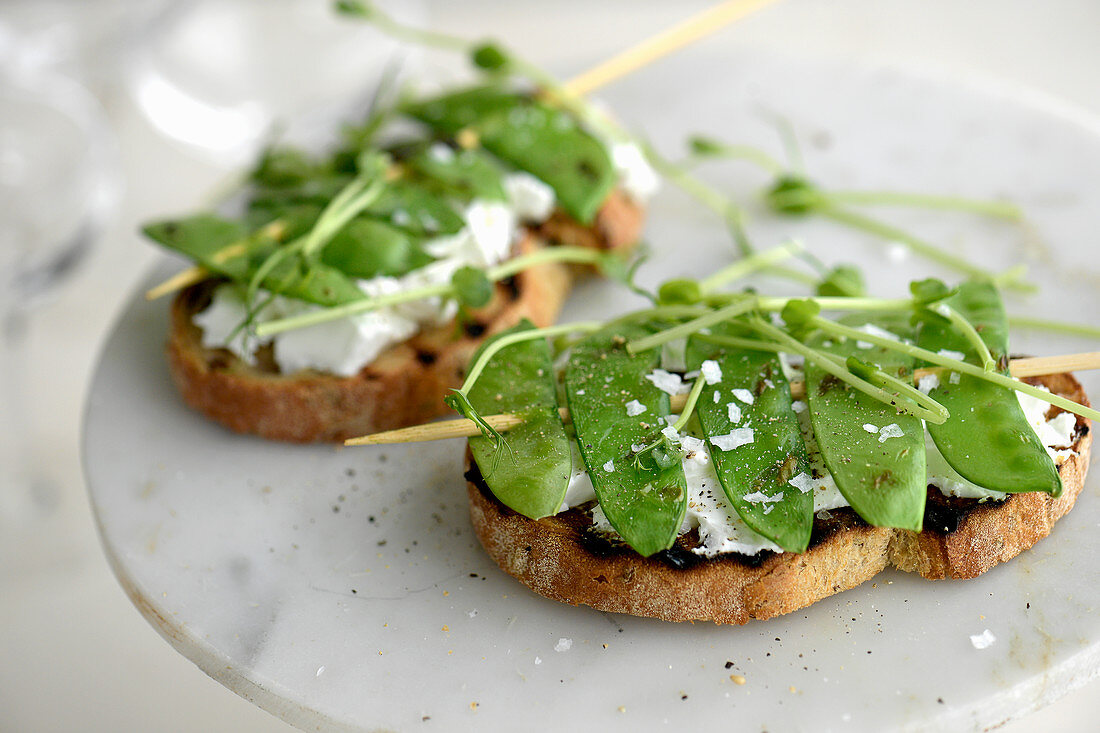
[
  {"x1": 144, "y1": 266, "x2": 210, "y2": 301},
  {"x1": 344, "y1": 352, "x2": 1100, "y2": 446},
  {"x1": 561, "y1": 0, "x2": 782, "y2": 97}
]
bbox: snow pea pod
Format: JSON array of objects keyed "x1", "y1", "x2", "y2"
[
  {"x1": 406, "y1": 86, "x2": 616, "y2": 224},
  {"x1": 805, "y1": 314, "x2": 925, "y2": 530},
  {"x1": 320, "y1": 219, "x2": 432, "y2": 279},
  {"x1": 565, "y1": 323, "x2": 688, "y2": 557},
  {"x1": 467, "y1": 320, "x2": 572, "y2": 519},
  {"x1": 143, "y1": 215, "x2": 367, "y2": 306},
  {"x1": 248, "y1": 173, "x2": 468, "y2": 238},
  {"x1": 917, "y1": 281, "x2": 1061, "y2": 495},
  {"x1": 685, "y1": 331, "x2": 814, "y2": 552},
  {"x1": 404, "y1": 144, "x2": 507, "y2": 203}
]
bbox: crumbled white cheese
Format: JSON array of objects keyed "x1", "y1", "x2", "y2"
[
  {"x1": 863, "y1": 423, "x2": 879, "y2": 434},
  {"x1": 428, "y1": 142, "x2": 455, "y2": 163},
  {"x1": 680, "y1": 435, "x2": 707, "y2": 455},
  {"x1": 713, "y1": 391, "x2": 721, "y2": 404},
  {"x1": 700, "y1": 360, "x2": 723, "y2": 385},
  {"x1": 727, "y1": 403, "x2": 742, "y2": 424},
  {"x1": 193, "y1": 284, "x2": 266, "y2": 358},
  {"x1": 1018, "y1": 388, "x2": 1078, "y2": 462},
  {"x1": 917, "y1": 373, "x2": 940, "y2": 395},
  {"x1": 970, "y1": 629, "x2": 996, "y2": 650},
  {"x1": 610, "y1": 141, "x2": 660, "y2": 202},
  {"x1": 731, "y1": 388, "x2": 755, "y2": 405},
  {"x1": 680, "y1": 450, "x2": 783, "y2": 556},
  {"x1": 662, "y1": 425, "x2": 681, "y2": 443},
  {"x1": 273, "y1": 299, "x2": 418, "y2": 376},
  {"x1": 949, "y1": 372, "x2": 961, "y2": 385},
  {"x1": 878, "y1": 423, "x2": 905, "y2": 443},
  {"x1": 197, "y1": 277, "x2": 429, "y2": 378},
  {"x1": 743, "y1": 491, "x2": 784, "y2": 505},
  {"x1": 791, "y1": 400, "x2": 807, "y2": 414},
  {"x1": 603, "y1": 459, "x2": 615, "y2": 473},
  {"x1": 938, "y1": 348, "x2": 967, "y2": 361},
  {"x1": 503, "y1": 172, "x2": 555, "y2": 221},
  {"x1": 645, "y1": 369, "x2": 689, "y2": 395},
  {"x1": 393, "y1": 258, "x2": 461, "y2": 325},
  {"x1": 710, "y1": 428, "x2": 754, "y2": 451},
  {"x1": 788, "y1": 472, "x2": 815, "y2": 494},
  {"x1": 625, "y1": 399, "x2": 647, "y2": 417},
  {"x1": 555, "y1": 638, "x2": 573, "y2": 652},
  {"x1": 558, "y1": 442, "x2": 596, "y2": 511}
]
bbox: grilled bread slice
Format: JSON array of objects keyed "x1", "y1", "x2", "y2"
[
  {"x1": 166, "y1": 195, "x2": 643, "y2": 443},
  {"x1": 465, "y1": 373, "x2": 1091, "y2": 625}
]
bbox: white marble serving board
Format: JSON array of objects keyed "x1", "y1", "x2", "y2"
[{"x1": 84, "y1": 48, "x2": 1100, "y2": 732}]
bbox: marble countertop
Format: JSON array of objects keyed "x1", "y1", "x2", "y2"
[{"x1": 5, "y1": 1, "x2": 1100, "y2": 730}]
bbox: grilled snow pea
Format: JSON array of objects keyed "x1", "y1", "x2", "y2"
[
  {"x1": 916, "y1": 280, "x2": 1061, "y2": 495},
  {"x1": 565, "y1": 323, "x2": 688, "y2": 557},
  {"x1": 805, "y1": 314, "x2": 925, "y2": 530},
  {"x1": 467, "y1": 321, "x2": 572, "y2": 519},
  {"x1": 686, "y1": 329, "x2": 814, "y2": 553},
  {"x1": 405, "y1": 86, "x2": 616, "y2": 224}
]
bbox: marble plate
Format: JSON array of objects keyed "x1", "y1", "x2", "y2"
[{"x1": 84, "y1": 48, "x2": 1100, "y2": 732}]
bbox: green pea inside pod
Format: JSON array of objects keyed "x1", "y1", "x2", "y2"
[
  {"x1": 405, "y1": 86, "x2": 616, "y2": 224},
  {"x1": 804, "y1": 313, "x2": 926, "y2": 530},
  {"x1": 915, "y1": 280, "x2": 1061, "y2": 496},
  {"x1": 466, "y1": 320, "x2": 572, "y2": 519},
  {"x1": 686, "y1": 325, "x2": 814, "y2": 553},
  {"x1": 565, "y1": 322, "x2": 688, "y2": 557}
]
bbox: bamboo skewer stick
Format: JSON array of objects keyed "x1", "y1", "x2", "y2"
[
  {"x1": 345, "y1": 352, "x2": 1100, "y2": 446},
  {"x1": 561, "y1": 0, "x2": 782, "y2": 97}
]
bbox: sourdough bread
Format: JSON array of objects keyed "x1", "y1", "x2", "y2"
[
  {"x1": 166, "y1": 193, "x2": 641, "y2": 442},
  {"x1": 465, "y1": 373, "x2": 1091, "y2": 624}
]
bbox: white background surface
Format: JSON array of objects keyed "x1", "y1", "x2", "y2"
[{"x1": 3, "y1": 1, "x2": 1100, "y2": 730}]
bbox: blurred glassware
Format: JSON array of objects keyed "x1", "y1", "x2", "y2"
[
  {"x1": 0, "y1": 59, "x2": 119, "y2": 521},
  {"x1": 128, "y1": 0, "x2": 427, "y2": 165},
  {"x1": 0, "y1": 0, "x2": 175, "y2": 93}
]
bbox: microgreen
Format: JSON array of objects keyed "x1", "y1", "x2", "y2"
[{"x1": 253, "y1": 246, "x2": 611, "y2": 337}]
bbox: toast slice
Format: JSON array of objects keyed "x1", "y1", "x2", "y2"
[
  {"x1": 166, "y1": 194, "x2": 643, "y2": 443},
  {"x1": 465, "y1": 373, "x2": 1091, "y2": 625}
]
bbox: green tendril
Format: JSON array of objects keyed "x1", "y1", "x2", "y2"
[
  {"x1": 443, "y1": 390, "x2": 513, "y2": 472},
  {"x1": 672, "y1": 372, "x2": 707, "y2": 432},
  {"x1": 808, "y1": 314, "x2": 1100, "y2": 423},
  {"x1": 1008, "y1": 315, "x2": 1100, "y2": 339},
  {"x1": 253, "y1": 247, "x2": 611, "y2": 338},
  {"x1": 626, "y1": 296, "x2": 758, "y2": 355},
  {"x1": 926, "y1": 302, "x2": 997, "y2": 372},
  {"x1": 749, "y1": 317, "x2": 945, "y2": 422}
]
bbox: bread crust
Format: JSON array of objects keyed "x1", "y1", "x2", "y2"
[
  {"x1": 466, "y1": 374, "x2": 1091, "y2": 624},
  {"x1": 166, "y1": 198, "x2": 643, "y2": 443}
]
